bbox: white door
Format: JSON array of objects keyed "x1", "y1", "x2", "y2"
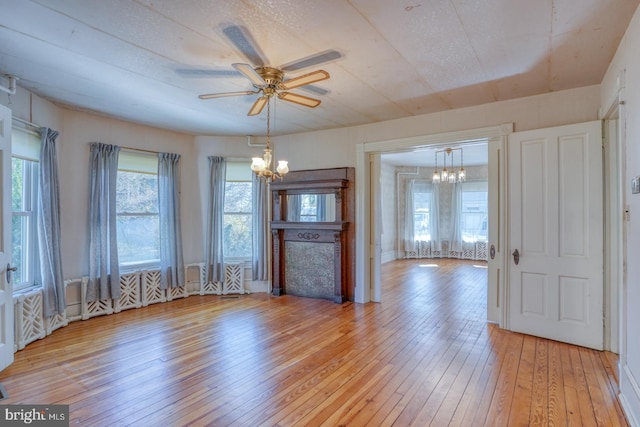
[
  {"x1": 0, "y1": 104, "x2": 14, "y2": 370},
  {"x1": 508, "y1": 121, "x2": 603, "y2": 350}
]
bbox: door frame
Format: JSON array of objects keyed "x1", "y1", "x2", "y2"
[
  {"x1": 355, "y1": 124, "x2": 512, "y2": 326},
  {"x1": 601, "y1": 86, "x2": 625, "y2": 354}
]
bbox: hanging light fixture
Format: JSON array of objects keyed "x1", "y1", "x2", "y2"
[
  {"x1": 250, "y1": 93, "x2": 289, "y2": 180},
  {"x1": 432, "y1": 147, "x2": 466, "y2": 184}
]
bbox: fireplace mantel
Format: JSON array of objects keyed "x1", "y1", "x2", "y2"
[{"x1": 270, "y1": 167, "x2": 355, "y2": 303}]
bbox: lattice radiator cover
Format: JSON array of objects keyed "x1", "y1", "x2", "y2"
[{"x1": 14, "y1": 262, "x2": 246, "y2": 352}]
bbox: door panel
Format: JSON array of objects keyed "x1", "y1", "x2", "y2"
[
  {"x1": 509, "y1": 121, "x2": 603, "y2": 350},
  {"x1": 0, "y1": 105, "x2": 14, "y2": 371}
]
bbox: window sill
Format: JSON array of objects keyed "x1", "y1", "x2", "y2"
[
  {"x1": 13, "y1": 285, "x2": 42, "y2": 297},
  {"x1": 119, "y1": 261, "x2": 160, "y2": 274}
]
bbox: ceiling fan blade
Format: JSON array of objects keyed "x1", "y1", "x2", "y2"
[
  {"x1": 232, "y1": 63, "x2": 267, "y2": 87},
  {"x1": 278, "y1": 92, "x2": 321, "y2": 108},
  {"x1": 248, "y1": 96, "x2": 269, "y2": 116},
  {"x1": 299, "y1": 84, "x2": 329, "y2": 96},
  {"x1": 222, "y1": 24, "x2": 267, "y2": 66},
  {"x1": 279, "y1": 70, "x2": 330, "y2": 90},
  {"x1": 198, "y1": 90, "x2": 258, "y2": 100},
  {"x1": 281, "y1": 50, "x2": 342, "y2": 72},
  {"x1": 176, "y1": 68, "x2": 241, "y2": 78}
]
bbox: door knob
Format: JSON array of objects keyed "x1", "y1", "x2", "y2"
[
  {"x1": 6, "y1": 263, "x2": 17, "y2": 283},
  {"x1": 490, "y1": 244, "x2": 496, "y2": 259},
  {"x1": 512, "y1": 249, "x2": 520, "y2": 265}
]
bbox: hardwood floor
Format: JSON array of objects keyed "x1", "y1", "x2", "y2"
[{"x1": 0, "y1": 259, "x2": 627, "y2": 426}]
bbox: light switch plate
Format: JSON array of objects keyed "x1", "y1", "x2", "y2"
[{"x1": 633, "y1": 176, "x2": 640, "y2": 194}]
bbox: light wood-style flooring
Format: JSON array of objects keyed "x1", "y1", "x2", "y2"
[{"x1": 0, "y1": 259, "x2": 628, "y2": 426}]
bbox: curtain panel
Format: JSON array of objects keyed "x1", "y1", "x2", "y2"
[
  {"x1": 252, "y1": 174, "x2": 269, "y2": 281},
  {"x1": 205, "y1": 156, "x2": 226, "y2": 282},
  {"x1": 37, "y1": 128, "x2": 66, "y2": 317},
  {"x1": 158, "y1": 152, "x2": 184, "y2": 289},
  {"x1": 87, "y1": 142, "x2": 121, "y2": 301}
]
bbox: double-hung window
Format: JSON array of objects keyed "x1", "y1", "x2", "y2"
[
  {"x1": 11, "y1": 126, "x2": 41, "y2": 292},
  {"x1": 223, "y1": 161, "x2": 253, "y2": 261},
  {"x1": 460, "y1": 181, "x2": 488, "y2": 242},
  {"x1": 116, "y1": 151, "x2": 159, "y2": 269}
]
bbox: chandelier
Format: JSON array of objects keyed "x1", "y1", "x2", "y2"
[
  {"x1": 432, "y1": 147, "x2": 466, "y2": 184},
  {"x1": 250, "y1": 94, "x2": 289, "y2": 180}
]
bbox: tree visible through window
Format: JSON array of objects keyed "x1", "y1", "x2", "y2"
[
  {"x1": 11, "y1": 157, "x2": 39, "y2": 290},
  {"x1": 116, "y1": 153, "x2": 160, "y2": 267},
  {"x1": 223, "y1": 181, "x2": 252, "y2": 258},
  {"x1": 223, "y1": 161, "x2": 253, "y2": 259}
]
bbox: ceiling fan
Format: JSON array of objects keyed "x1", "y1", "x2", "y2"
[{"x1": 197, "y1": 25, "x2": 340, "y2": 116}]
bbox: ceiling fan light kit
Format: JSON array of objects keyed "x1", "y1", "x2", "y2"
[{"x1": 251, "y1": 98, "x2": 289, "y2": 181}]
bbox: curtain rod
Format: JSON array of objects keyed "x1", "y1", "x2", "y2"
[
  {"x1": 13, "y1": 116, "x2": 39, "y2": 129},
  {"x1": 120, "y1": 146, "x2": 159, "y2": 155},
  {"x1": 12, "y1": 117, "x2": 41, "y2": 137}
]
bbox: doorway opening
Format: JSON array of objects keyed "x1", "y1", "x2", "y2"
[{"x1": 377, "y1": 142, "x2": 489, "y2": 313}]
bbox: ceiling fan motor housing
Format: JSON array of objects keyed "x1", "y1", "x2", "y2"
[{"x1": 256, "y1": 67, "x2": 284, "y2": 87}]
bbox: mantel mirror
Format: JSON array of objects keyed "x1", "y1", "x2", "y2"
[{"x1": 286, "y1": 193, "x2": 337, "y2": 222}]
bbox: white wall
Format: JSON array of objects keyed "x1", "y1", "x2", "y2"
[
  {"x1": 0, "y1": 88, "x2": 201, "y2": 281},
  {"x1": 380, "y1": 161, "x2": 396, "y2": 263},
  {"x1": 601, "y1": 5, "x2": 640, "y2": 426}
]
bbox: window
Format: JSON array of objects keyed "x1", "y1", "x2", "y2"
[
  {"x1": 224, "y1": 161, "x2": 253, "y2": 259},
  {"x1": 299, "y1": 194, "x2": 319, "y2": 222},
  {"x1": 412, "y1": 181, "x2": 432, "y2": 241},
  {"x1": 460, "y1": 181, "x2": 488, "y2": 242},
  {"x1": 11, "y1": 126, "x2": 41, "y2": 292},
  {"x1": 116, "y1": 151, "x2": 159, "y2": 267}
]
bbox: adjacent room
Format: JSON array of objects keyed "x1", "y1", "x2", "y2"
[{"x1": 1, "y1": 1, "x2": 640, "y2": 425}]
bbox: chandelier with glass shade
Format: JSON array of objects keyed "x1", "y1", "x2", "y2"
[
  {"x1": 432, "y1": 147, "x2": 466, "y2": 184},
  {"x1": 250, "y1": 92, "x2": 289, "y2": 180}
]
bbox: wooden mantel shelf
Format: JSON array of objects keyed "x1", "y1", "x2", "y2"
[{"x1": 270, "y1": 221, "x2": 349, "y2": 231}]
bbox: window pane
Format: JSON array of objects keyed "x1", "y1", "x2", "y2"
[
  {"x1": 117, "y1": 215, "x2": 160, "y2": 264},
  {"x1": 116, "y1": 171, "x2": 158, "y2": 213},
  {"x1": 413, "y1": 191, "x2": 431, "y2": 240},
  {"x1": 116, "y1": 170, "x2": 159, "y2": 265},
  {"x1": 12, "y1": 158, "x2": 25, "y2": 211},
  {"x1": 11, "y1": 215, "x2": 27, "y2": 285},
  {"x1": 224, "y1": 182, "x2": 252, "y2": 212},
  {"x1": 224, "y1": 213, "x2": 252, "y2": 258},
  {"x1": 461, "y1": 190, "x2": 488, "y2": 242},
  {"x1": 224, "y1": 179, "x2": 252, "y2": 258},
  {"x1": 11, "y1": 157, "x2": 38, "y2": 290}
]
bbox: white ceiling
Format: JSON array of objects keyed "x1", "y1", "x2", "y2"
[{"x1": 0, "y1": 0, "x2": 637, "y2": 138}]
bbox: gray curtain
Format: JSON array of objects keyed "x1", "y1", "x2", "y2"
[
  {"x1": 37, "y1": 128, "x2": 65, "y2": 317},
  {"x1": 403, "y1": 179, "x2": 416, "y2": 252},
  {"x1": 158, "y1": 152, "x2": 184, "y2": 289},
  {"x1": 252, "y1": 173, "x2": 268, "y2": 281},
  {"x1": 450, "y1": 183, "x2": 463, "y2": 252},
  {"x1": 205, "y1": 156, "x2": 226, "y2": 282},
  {"x1": 87, "y1": 142, "x2": 121, "y2": 301},
  {"x1": 430, "y1": 183, "x2": 441, "y2": 252}
]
